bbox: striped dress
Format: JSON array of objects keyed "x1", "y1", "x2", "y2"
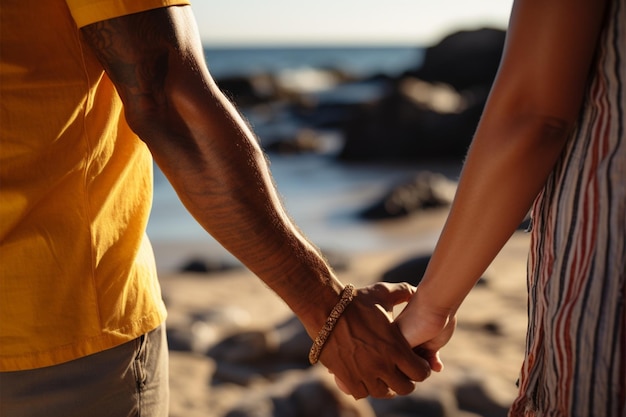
[{"x1": 509, "y1": 0, "x2": 626, "y2": 415}]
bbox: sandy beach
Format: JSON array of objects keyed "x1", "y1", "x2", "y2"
[{"x1": 156, "y1": 205, "x2": 531, "y2": 417}]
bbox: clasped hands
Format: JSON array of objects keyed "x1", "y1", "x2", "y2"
[{"x1": 316, "y1": 282, "x2": 456, "y2": 400}]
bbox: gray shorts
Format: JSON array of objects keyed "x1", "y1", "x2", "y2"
[{"x1": 0, "y1": 324, "x2": 169, "y2": 417}]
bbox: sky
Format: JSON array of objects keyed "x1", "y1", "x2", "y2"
[{"x1": 190, "y1": 0, "x2": 514, "y2": 46}]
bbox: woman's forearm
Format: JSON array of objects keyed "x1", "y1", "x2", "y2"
[
  {"x1": 416, "y1": 113, "x2": 571, "y2": 313},
  {"x1": 400, "y1": 0, "x2": 607, "y2": 342}
]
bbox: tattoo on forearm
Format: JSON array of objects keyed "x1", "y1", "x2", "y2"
[{"x1": 80, "y1": 10, "x2": 174, "y2": 109}]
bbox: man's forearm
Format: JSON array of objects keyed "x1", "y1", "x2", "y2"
[
  {"x1": 148, "y1": 84, "x2": 345, "y2": 336},
  {"x1": 81, "y1": 6, "x2": 433, "y2": 398},
  {"x1": 81, "y1": 7, "x2": 345, "y2": 336}
]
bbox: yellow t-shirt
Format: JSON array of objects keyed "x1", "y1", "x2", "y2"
[{"x1": 0, "y1": 0, "x2": 189, "y2": 371}]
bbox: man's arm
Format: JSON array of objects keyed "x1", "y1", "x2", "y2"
[{"x1": 80, "y1": 5, "x2": 429, "y2": 398}]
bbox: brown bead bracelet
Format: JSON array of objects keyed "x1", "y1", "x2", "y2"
[{"x1": 308, "y1": 284, "x2": 356, "y2": 365}]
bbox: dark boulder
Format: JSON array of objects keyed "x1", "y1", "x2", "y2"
[
  {"x1": 382, "y1": 254, "x2": 488, "y2": 288},
  {"x1": 381, "y1": 255, "x2": 432, "y2": 287},
  {"x1": 179, "y1": 257, "x2": 241, "y2": 274},
  {"x1": 216, "y1": 73, "x2": 277, "y2": 107},
  {"x1": 411, "y1": 27, "x2": 506, "y2": 90},
  {"x1": 337, "y1": 76, "x2": 485, "y2": 162},
  {"x1": 359, "y1": 171, "x2": 455, "y2": 220},
  {"x1": 337, "y1": 28, "x2": 505, "y2": 162}
]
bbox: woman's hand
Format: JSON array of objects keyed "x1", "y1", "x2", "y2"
[{"x1": 395, "y1": 289, "x2": 457, "y2": 372}]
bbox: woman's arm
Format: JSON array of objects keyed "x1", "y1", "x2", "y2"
[{"x1": 397, "y1": 0, "x2": 608, "y2": 370}]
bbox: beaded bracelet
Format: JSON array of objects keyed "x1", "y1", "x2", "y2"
[{"x1": 308, "y1": 284, "x2": 356, "y2": 365}]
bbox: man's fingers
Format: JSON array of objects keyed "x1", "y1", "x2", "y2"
[
  {"x1": 367, "y1": 377, "x2": 400, "y2": 399},
  {"x1": 415, "y1": 346, "x2": 444, "y2": 372},
  {"x1": 379, "y1": 370, "x2": 417, "y2": 396},
  {"x1": 368, "y1": 282, "x2": 416, "y2": 312},
  {"x1": 396, "y1": 351, "x2": 432, "y2": 382},
  {"x1": 331, "y1": 370, "x2": 368, "y2": 400},
  {"x1": 329, "y1": 349, "x2": 424, "y2": 399},
  {"x1": 335, "y1": 364, "x2": 421, "y2": 399},
  {"x1": 383, "y1": 282, "x2": 416, "y2": 300}
]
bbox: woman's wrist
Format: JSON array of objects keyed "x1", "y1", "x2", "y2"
[{"x1": 397, "y1": 286, "x2": 457, "y2": 348}]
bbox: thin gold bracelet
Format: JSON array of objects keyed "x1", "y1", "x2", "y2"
[{"x1": 308, "y1": 284, "x2": 356, "y2": 365}]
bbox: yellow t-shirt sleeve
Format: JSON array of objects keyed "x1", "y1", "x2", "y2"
[{"x1": 66, "y1": 0, "x2": 191, "y2": 28}]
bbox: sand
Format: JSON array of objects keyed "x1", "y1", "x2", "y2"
[{"x1": 157, "y1": 207, "x2": 531, "y2": 417}]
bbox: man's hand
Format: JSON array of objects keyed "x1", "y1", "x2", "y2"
[{"x1": 318, "y1": 282, "x2": 431, "y2": 399}]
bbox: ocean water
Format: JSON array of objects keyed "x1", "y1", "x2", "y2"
[
  {"x1": 202, "y1": 45, "x2": 425, "y2": 79},
  {"x1": 147, "y1": 45, "x2": 456, "y2": 273}
]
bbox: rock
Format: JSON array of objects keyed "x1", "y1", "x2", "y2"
[
  {"x1": 208, "y1": 327, "x2": 282, "y2": 364},
  {"x1": 179, "y1": 257, "x2": 242, "y2": 274},
  {"x1": 264, "y1": 129, "x2": 337, "y2": 155},
  {"x1": 224, "y1": 369, "x2": 375, "y2": 417},
  {"x1": 411, "y1": 27, "x2": 506, "y2": 91},
  {"x1": 381, "y1": 254, "x2": 431, "y2": 287},
  {"x1": 167, "y1": 306, "x2": 253, "y2": 354},
  {"x1": 167, "y1": 320, "x2": 220, "y2": 354},
  {"x1": 285, "y1": 379, "x2": 376, "y2": 417},
  {"x1": 454, "y1": 376, "x2": 511, "y2": 417},
  {"x1": 482, "y1": 321, "x2": 504, "y2": 336},
  {"x1": 224, "y1": 397, "x2": 275, "y2": 417},
  {"x1": 338, "y1": 28, "x2": 505, "y2": 163},
  {"x1": 207, "y1": 316, "x2": 311, "y2": 376},
  {"x1": 212, "y1": 362, "x2": 269, "y2": 386},
  {"x1": 359, "y1": 172, "x2": 455, "y2": 220},
  {"x1": 369, "y1": 384, "x2": 459, "y2": 417},
  {"x1": 381, "y1": 254, "x2": 488, "y2": 287},
  {"x1": 216, "y1": 73, "x2": 277, "y2": 107},
  {"x1": 337, "y1": 78, "x2": 485, "y2": 162}
]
